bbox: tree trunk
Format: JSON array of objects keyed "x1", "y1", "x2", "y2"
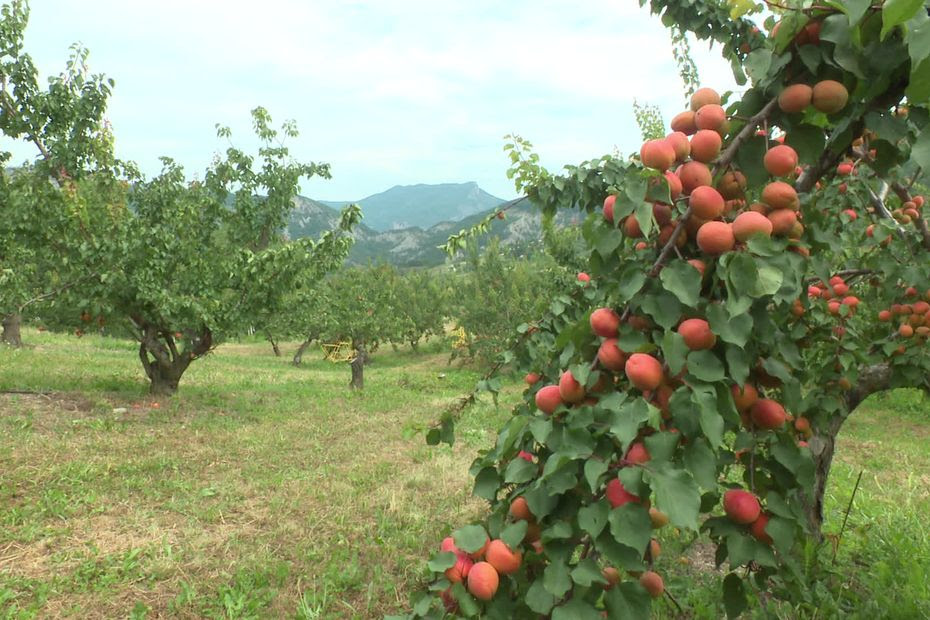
[
  {"x1": 350, "y1": 340, "x2": 367, "y2": 390},
  {"x1": 409, "y1": 339, "x2": 419, "y2": 353},
  {"x1": 265, "y1": 330, "x2": 281, "y2": 357},
  {"x1": 1, "y1": 313, "x2": 22, "y2": 347},
  {"x1": 292, "y1": 338, "x2": 312, "y2": 366},
  {"x1": 135, "y1": 318, "x2": 213, "y2": 396}
]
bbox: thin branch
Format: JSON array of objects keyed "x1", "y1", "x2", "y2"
[{"x1": 832, "y1": 470, "x2": 864, "y2": 565}]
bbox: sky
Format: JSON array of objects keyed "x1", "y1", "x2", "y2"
[{"x1": 6, "y1": 1, "x2": 739, "y2": 201}]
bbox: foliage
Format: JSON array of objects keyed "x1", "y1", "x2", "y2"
[
  {"x1": 409, "y1": 0, "x2": 930, "y2": 617},
  {"x1": 391, "y1": 268, "x2": 449, "y2": 351},
  {"x1": 632, "y1": 100, "x2": 667, "y2": 141}
]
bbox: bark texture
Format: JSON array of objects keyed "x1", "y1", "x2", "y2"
[
  {"x1": 134, "y1": 317, "x2": 213, "y2": 395},
  {"x1": 1, "y1": 313, "x2": 22, "y2": 347},
  {"x1": 350, "y1": 339, "x2": 368, "y2": 390}
]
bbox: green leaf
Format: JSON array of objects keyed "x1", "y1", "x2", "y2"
[
  {"x1": 660, "y1": 260, "x2": 701, "y2": 307},
  {"x1": 648, "y1": 464, "x2": 701, "y2": 530},
  {"x1": 662, "y1": 331, "x2": 689, "y2": 376},
  {"x1": 687, "y1": 350, "x2": 726, "y2": 382},
  {"x1": 525, "y1": 580, "x2": 556, "y2": 614},
  {"x1": 427, "y1": 551, "x2": 457, "y2": 573},
  {"x1": 608, "y1": 398, "x2": 652, "y2": 447},
  {"x1": 726, "y1": 346, "x2": 751, "y2": 386},
  {"x1": 552, "y1": 598, "x2": 601, "y2": 620},
  {"x1": 571, "y1": 558, "x2": 609, "y2": 587},
  {"x1": 578, "y1": 500, "x2": 610, "y2": 538},
  {"x1": 584, "y1": 458, "x2": 608, "y2": 493},
  {"x1": 617, "y1": 263, "x2": 647, "y2": 301},
  {"x1": 744, "y1": 49, "x2": 772, "y2": 82},
  {"x1": 640, "y1": 290, "x2": 682, "y2": 330},
  {"x1": 543, "y1": 560, "x2": 573, "y2": 597},
  {"x1": 785, "y1": 124, "x2": 826, "y2": 166},
  {"x1": 707, "y1": 304, "x2": 753, "y2": 347},
  {"x1": 452, "y1": 524, "x2": 488, "y2": 554},
  {"x1": 882, "y1": 0, "x2": 924, "y2": 40},
  {"x1": 503, "y1": 457, "x2": 536, "y2": 484},
  {"x1": 723, "y1": 573, "x2": 748, "y2": 619},
  {"x1": 605, "y1": 582, "x2": 652, "y2": 618},
  {"x1": 473, "y1": 467, "x2": 501, "y2": 501},
  {"x1": 684, "y1": 438, "x2": 718, "y2": 491},
  {"x1": 608, "y1": 504, "x2": 651, "y2": 555},
  {"x1": 765, "y1": 516, "x2": 796, "y2": 554},
  {"x1": 693, "y1": 386, "x2": 725, "y2": 448},
  {"x1": 634, "y1": 201, "x2": 654, "y2": 239}
]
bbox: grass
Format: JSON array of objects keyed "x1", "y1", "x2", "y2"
[{"x1": 1, "y1": 329, "x2": 928, "y2": 618}]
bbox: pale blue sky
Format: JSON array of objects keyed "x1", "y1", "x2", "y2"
[{"x1": 8, "y1": 1, "x2": 737, "y2": 200}]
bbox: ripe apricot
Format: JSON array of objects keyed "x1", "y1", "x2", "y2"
[
  {"x1": 597, "y1": 338, "x2": 627, "y2": 371},
  {"x1": 658, "y1": 223, "x2": 687, "y2": 248},
  {"x1": 717, "y1": 170, "x2": 747, "y2": 199},
  {"x1": 535, "y1": 385, "x2": 563, "y2": 415},
  {"x1": 605, "y1": 478, "x2": 641, "y2": 508},
  {"x1": 750, "y1": 513, "x2": 773, "y2": 545},
  {"x1": 677, "y1": 161, "x2": 713, "y2": 194},
  {"x1": 625, "y1": 442, "x2": 651, "y2": 464},
  {"x1": 732, "y1": 211, "x2": 774, "y2": 241},
  {"x1": 524, "y1": 372, "x2": 540, "y2": 385},
  {"x1": 696, "y1": 221, "x2": 735, "y2": 255},
  {"x1": 640, "y1": 139, "x2": 676, "y2": 171},
  {"x1": 559, "y1": 370, "x2": 586, "y2": 404},
  {"x1": 603, "y1": 195, "x2": 618, "y2": 224},
  {"x1": 690, "y1": 129, "x2": 722, "y2": 163},
  {"x1": 812, "y1": 80, "x2": 849, "y2": 114},
  {"x1": 625, "y1": 353, "x2": 663, "y2": 391},
  {"x1": 723, "y1": 489, "x2": 761, "y2": 524},
  {"x1": 639, "y1": 571, "x2": 665, "y2": 598},
  {"x1": 467, "y1": 562, "x2": 499, "y2": 601},
  {"x1": 762, "y1": 181, "x2": 800, "y2": 210},
  {"x1": 778, "y1": 84, "x2": 813, "y2": 114},
  {"x1": 602, "y1": 567, "x2": 621, "y2": 588},
  {"x1": 591, "y1": 307, "x2": 621, "y2": 337},
  {"x1": 623, "y1": 215, "x2": 644, "y2": 238},
  {"x1": 665, "y1": 131, "x2": 691, "y2": 161},
  {"x1": 670, "y1": 110, "x2": 697, "y2": 135},
  {"x1": 663, "y1": 171, "x2": 683, "y2": 200},
  {"x1": 768, "y1": 208, "x2": 798, "y2": 236},
  {"x1": 764, "y1": 145, "x2": 799, "y2": 177},
  {"x1": 731, "y1": 383, "x2": 759, "y2": 412},
  {"x1": 689, "y1": 186, "x2": 725, "y2": 219},
  {"x1": 694, "y1": 104, "x2": 726, "y2": 131},
  {"x1": 678, "y1": 318, "x2": 716, "y2": 350},
  {"x1": 485, "y1": 540, "x2": 522, "y2": 575},
  {"x1": 690, "y1": 87, "x2": 721, "y2": 111},
  {"x1": 649, "y1": 507, "x2": 670, "y2": 529},
  {"x1": 751, "y1": 398, "x2": 787, "y2": 429}
]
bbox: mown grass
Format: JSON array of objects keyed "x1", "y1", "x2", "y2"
[{"x1": 1, "y1": 329, "x2": 928, "y2": 619}]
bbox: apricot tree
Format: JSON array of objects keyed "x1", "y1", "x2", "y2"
[{"x1": 407, "y1": 0, "x2": 930, "y2": 617}]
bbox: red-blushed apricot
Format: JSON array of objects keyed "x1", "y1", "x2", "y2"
[
  {"x1": 691, "y1": 87, "x2": 721, "y2": 111},
  {"x1": 688, "y1": 258, "x2": 707, "y2": 277},
  {"x1": 778, "y1": 83, "x2": 813, "y2": 114},
  {"x1": 689, "y1": 185, "x2": 725, "y2": 219},
  {"x1": 906, "y1": 286, "x2": 919, "y2": 297},
  {"x1": 768, "y1": 208, "x2": 798, "y2": 236},
  {"x1": 623, "y1": 215, "x2": 644, "y2": 238},
  {"x1": 606, "y1": 478, "x2": 641, "y2": 508},
  {"x1": 690, "y1": 129, "x2": 722, "y2": 163},
  {"x1": 749, "y1": 201, "x2": 769, "y2": 214},
  {"x1": 590, "y1": 307, "x2": 621, "y2": 338},
  {"x1": 467, "y1": 562, "x2": 499, "y2": 601},
  {"x1": 625, "y1": 353, "x2": 664, "y2": 391},
  {"x1": 812, "y1": 80, "x2": 849, "y2": 114},
  {"x1": 663, "y1": 171, "x2": 683, "y2": 200},
  {"x1": 832, "y1": 282, "x2": 849, "y2": 296},
  {"x1": 598, "y1": 338, "x2": 627, "y2": 371},
  {"x1": 559, "y1": 370, "x2": 586, "y2": 404},
  {"x1": 678, "y1": 161, "x2": 713, "y2": 194},
  {"x1": 878, "y1": 309, "x2": 892, "y2": 322},
  {"x1": 627, "y1": 315, "x2": 653, "y2": 331},
  {"x1": 485, "y1": 539, "x2": 522, "y2": 575},
  {"x1": 695, "y1": 104, "x2": 726, "y2": 131},
  {"x1": 686, "y1": 214, "x2": 709, "y2": 238},
  {"x1": 900, "y1": 324, "x2": 915, "y2": 338},
  {"x1": 441, "y1": 536, "x2": 459, "y2": 554},
  {"x1": 524, "y1": 372, "x2": 540, "y2": 385},
  {"x1": 696, "y1": 221, "x2": 736, "y2": 255},
  {"x1": 794, "y1": 416, "x2": 812, "y2": 438},
  {"x1": 535, "y1": 385, "x2": 563, "y2": 415},
  {"x1": 639, "y1": 571, "x2": 665, "y2": 598},
  {"x1": 764, "y1": 144, "x2": 799, "y2": 177},
  {"x1": 671, "y1": 110, "x2": 697, "y2": 135},
  {"x1": 731, "y1": 383, "x2": 759, "y2": 412},
  {"x1": 445, "y1": 551, "x2": 474, "y2": 583},
  {"x1": 837, "y1": 162, "x2": 854, "y2": 176},
  {"x1": 648, "y1": 539, "x2": 661, "y2": 560},
  {"x1": 842, "y1": 296, "x2": 860, "y2": 309},
  {"x1": 828, "y1": 300, "x2": 841, "y2": 315},
  {"x1": 723, "y1": 489, "x2": 761, "y2": 524},
  {"x1": 678, "y1": 318, "x2": 716, "y2": 350},
  {"x1": 653, "y1": 202, "x2": 673, "y2": 226},
  {"x1": 649, "y1": 506, "x2": 670, "y2": 529},
  {"x1": 602, "y1": 567, "x2": 621, "y2": 589},
  {"x1": 603, "y1": 194, "x2": 618, "y2": 224},
  {"x1": 640, "y1": 139, "x2": 676, "y2": 171},
  {"x1": 518, "y1": 450, "x2": 534, "y2": 462},
  {"x1": 762, "y1": 181, "x2": 800, "y2": 210},
  {"x1": 658, "y1": 223, "x2": 687, "y2": 248},
  {"x1": 577, "y1": 272, "x2": 590, "y2": 283},
  {"x1": 717, "y1": 170, "x2": 747, "y2": 199},
  {"x1": 666, "y1": 131, "x2": 691, "y2": 161},
  {"x1": 625, "y1": 442, "x2": 651, "y2": 464},
  {"x1": 732, "y1": 211, "x2": 774, "y2": 241},
  {"x1": 791, "y1": 298, "x2": 805, "y2": 317},
  {"x1": 751, "y1": 398, "x2": 788, "y2": 429},
  {"x1": 750, "y1": 512, "x2": 773, "y2": 545},
  {"x1": 469, "y1": 537, "x2": 490, "y2": 560}
]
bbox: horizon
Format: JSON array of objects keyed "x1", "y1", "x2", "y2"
[{"x1": 4, "y1": 1, "x2": 738, "y2": 201}]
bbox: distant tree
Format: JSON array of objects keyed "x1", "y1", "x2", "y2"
[{"x1": 391, "y1": 268, "x2": 448, "y2": 352}]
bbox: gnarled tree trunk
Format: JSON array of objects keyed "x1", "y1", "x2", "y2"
[
  {"x1": 265, "y1": 329, "x2": 281, "y2": 357},
  {"x1": 134, "y1": 317, "x2": 213, "y2": 395},
  {"x1": 350, "y1": 339, "x2": 367, "y2": 390},
  {"x1": 1, "y1": 313, "x2": 22, "y2": 347},
  {"x1": 292, "y1": 337, "x2": 313, "y2": 366}
]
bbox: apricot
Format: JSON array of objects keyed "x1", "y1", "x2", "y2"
[
  {"x1": 670, "y1": 110, "x2": 697, "y2": 135},
  {"x1": 623, "y1": 215, "x2": 644, "y2": 238},
  {"x1": 625, "y1": 353, "x2": 664, "y2": 391},
  {"x1": 812, "y1": 80, "x2": 849, "y2": 114},
  {"x1": 445, "y1": 551, "x2": 474, "y2": 583},
  {"x1": 625, "y1": 442, "x2": 651, "y2": 464},
  {"x1": 640, "y1": 139, "x2": 676, "y2": 171},
  {"x1": 524, "y1": 372, "x2": 540, "y2": 385},
  {"x1": 900, "y1": 324, "x2": 914, "y2": 338},
  {"x1": 602, "y1": 567, "x2": 621, "y2": 588},
  {"x1": 690, "y1": 129, "x2": 722, "y2": 163},
  {"x1": 723, "y1": 489, "x2": 761, "y2": 524},
  {"x1": 689, "y1": 185, "x2": 725, "y2": 219},
  {"x1": 678, "y1": 161, "x2": 713, "y2": 194},
  {"x1": 717, "y1": 170, "x2": 747, "y2": 199},
  {"x1": 678, "y1": 318, "x2": 716, "y2": 350},
  {"x1": 696, "y1": 221, "x2": 735, "y2": 255},
  {"x1": 762, "y1": 181, "x2": 800, "y2": 210},
  {"x1": 653, "y1": 202, "x2": 673, "y2": 226},
  {"x1": 535, "y1": 385, "x2": 563, "y2": 415},
  {"x1": 750, "y1": 512, "x2": 773, "y2": 545},
  {"x1": 688, "y1": 258, "x2": 707, "y2": 277},
  {"x1": 664, "y1": 171, "x2": 683, "y2": 200},
  {"x1": 695, "y1": 104, "x2": 726, "y2": 131},
  {"x1": 665, "y1": 131, "x2": 691, "y2": 161},
  {"x1": 658, "y1": 223, "x2": 687, "y2": 248},
  {"x1": 878, "y1": 309, "x2": 892, "y2": 322},
  {"x1": 732, "y1": 211, "x2": 773, "y2": 241},
  {"x1": 649, "y1": 507, "x2": 670, "y2": 529},
  {"x1": 603, "y1": 194, "x2": 618, "y2": 224},
  {"x1": 606, "y1": 478, "x2": 640, "y2": 508},
  {"x1": 559, "y1": 370, "x2": 586, "y2": 404},
  {"x1": 690, "y1": 87, "x2": 721, "y2": 111},
  {"x1": 639, "y1": 571, "x2": 665, "y2": 598},
  {"x1": 590, "y1": 307, "x2": 621, "y2": 337},
  {"x1": 837, "y1": 162, "x2": 854, "y2": 176},
  {"x1": 598, "y1": 338, "x2": 627, "y2": 372},
  {"x1": 648, "y1": 538, "x2": 661, "y2": 560},
  {"x1": 485, "y1": 539, "x2": 522, "y2": 575},
  {"x1": 467, "y1": 562, "x2": 499, "y2": 601},
  {"x1": 794, "y1": 416, "x2": 812, "y2": 438},
  {"x1": 778, "y1": 84, "x2": 813, "y2": 114},
  {"x1": 764, "y1": 145, "x2": 799, "y2": 177},
  {"x1": 731, "y1": 383, "x2": 759, "y2": 412},
  {"x1": 577, "y1": 272, "x2": 590, "y2": 283},
  {"x1": 768, "y1": 208, "x2": 798, "y2": 236},
  {"x1": 751, "y1": 398, "x2": 787, "y2": 429}
]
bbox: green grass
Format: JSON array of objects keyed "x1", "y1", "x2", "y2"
[{"x1": 1, "y1": 329, "x2": 928, "y2": 618}]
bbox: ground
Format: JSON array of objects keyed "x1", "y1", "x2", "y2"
[{"x1": 0, "y1": 330, "x2": 928, "y2": 619}]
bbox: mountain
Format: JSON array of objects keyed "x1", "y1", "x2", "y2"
[
  {"x1": 319, "y1": 182, "x2": 505, "y2": 232},
  {"x1": 287, "y1": 195, "x2": 554, "y2": 268}
]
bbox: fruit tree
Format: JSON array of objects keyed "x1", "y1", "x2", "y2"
[{"x1": 405, "y1": 0, "x2": 930, "y2": 617}]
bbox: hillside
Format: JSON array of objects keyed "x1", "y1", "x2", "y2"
[{"x1": 320, "y1": 182, "x2": 505, "y2": 232}]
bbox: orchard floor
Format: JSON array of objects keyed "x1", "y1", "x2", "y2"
[{"x1": 1, "y1": 330, "x2": 929, "y2": 619}]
